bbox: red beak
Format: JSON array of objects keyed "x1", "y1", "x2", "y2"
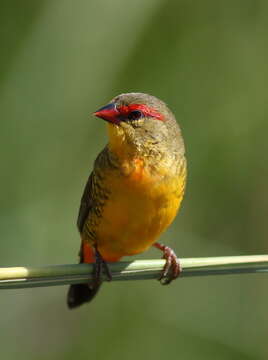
[{"x1": 93, "y1": 103, "x2": 120, "y2": 124}]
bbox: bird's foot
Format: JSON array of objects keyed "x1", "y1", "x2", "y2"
[
  {"x1": 153, "y1": 242, "x2": 181, "y2": 285},
  {"x1": 92, "y1": 248, "x2": 112, "y2": 286}
]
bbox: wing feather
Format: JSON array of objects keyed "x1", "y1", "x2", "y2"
[{"x1": 77, "y1": 173, "x2": 93, "y2": 233}]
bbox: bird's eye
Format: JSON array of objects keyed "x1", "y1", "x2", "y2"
[{"x1": 127, "y1": 110, "x2": 143, "y2": 121}]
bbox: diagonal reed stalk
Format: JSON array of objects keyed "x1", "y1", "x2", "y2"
[{"x1": 0, "y1": 255, "x2": 267, "y2": 289}]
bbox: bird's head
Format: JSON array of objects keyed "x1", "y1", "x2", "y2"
[{"x1": 94, "y1": 92, "x2": 184, "y2": 158}]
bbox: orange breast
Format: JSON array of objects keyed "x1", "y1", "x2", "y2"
[{"x1": 95, "y1": 158, "x2": 185, "y2": 262}]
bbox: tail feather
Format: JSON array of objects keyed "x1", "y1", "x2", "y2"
[
  {"x1": 67, "y1": 241, "x2": 99, "y2": 309},
  {"x1": 67, "y1": 282, "x2": 101, "y2": 309}
]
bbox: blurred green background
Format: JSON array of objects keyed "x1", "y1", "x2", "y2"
[{"x1": 1, "y1": 0, "x2": 268, "y2": 359}]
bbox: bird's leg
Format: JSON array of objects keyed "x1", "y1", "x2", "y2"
[
  {"x1": 93, "y1": 247, "x2": 112, "y2": 284},
  {"x1": 153, "y1": 242, "x2": 181, "y2": 285}
]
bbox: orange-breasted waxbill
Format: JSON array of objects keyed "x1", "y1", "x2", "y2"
[{"x1": 67, "y1": 93, "x2": 187, "y2": 308}]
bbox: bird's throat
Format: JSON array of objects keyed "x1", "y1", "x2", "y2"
[{"x1": 107, "y1": 123, "x2": 136, "y2": 160}]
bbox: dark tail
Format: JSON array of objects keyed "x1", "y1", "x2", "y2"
[{"x1": 67, "y1": 282, "x2": 101, "y2": 309}]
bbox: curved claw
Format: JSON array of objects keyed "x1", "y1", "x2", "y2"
[{"x1": 153, "y1": 243, "x2": 181, "y2": 285}]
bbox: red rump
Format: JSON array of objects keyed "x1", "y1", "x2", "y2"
[
  {"x1": 81, "y1": 241, "x2": 95, "y2": 263},
  {"x1": 118, "y1": 104, "x2": 165, "y2": 121}
]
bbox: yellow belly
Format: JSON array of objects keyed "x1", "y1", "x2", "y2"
[{"x1": 95, "y1": 164, "x2": 185, "y2": 261}]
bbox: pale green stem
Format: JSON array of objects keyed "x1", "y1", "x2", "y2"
[{"x1": 0, "y1": 255, "x2": 267, "y2": 289}]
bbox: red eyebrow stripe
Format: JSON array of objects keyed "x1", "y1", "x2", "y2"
[{"x1": 118, "y1": 104, "x2": 165, "y2": 121}]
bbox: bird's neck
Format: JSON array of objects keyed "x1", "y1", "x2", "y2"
[
  {"x1": 106, "y1": 124, "x2": 181, "y2": 176},
  {"x1": 107, "y1": 123, "x2": 159, "y2": 160}
]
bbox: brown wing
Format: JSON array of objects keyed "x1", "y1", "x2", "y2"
[
  {"x1": 77, "y1": 147, "x2": 112, "y2": 236},
  {"x1": 77, "y1": 173, "x2": 93, "y2": 233}
]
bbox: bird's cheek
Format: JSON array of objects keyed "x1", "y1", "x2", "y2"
[{"x1": 120, "y1": 121, "x2": 136, "y2": 135}]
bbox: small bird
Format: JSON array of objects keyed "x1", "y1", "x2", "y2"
[{"x1": 67, "y1": 92, "x2": 187, "y2": 308}]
